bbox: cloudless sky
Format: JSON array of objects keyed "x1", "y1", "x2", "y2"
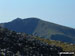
[{"x1": 0, "y1": 0, "x2": 75, "y2": 28}]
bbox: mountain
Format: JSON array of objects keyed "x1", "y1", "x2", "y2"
[
  {"x1": 0, "y1": 27, "x2": 64, "y2": 56},
  {"x1": 0, "y1": 17, "x2": 75, "y2": 44}
]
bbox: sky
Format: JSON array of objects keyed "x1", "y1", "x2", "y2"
[{"x1": 0, "y1": 0, "x2": 75, "y2": 28}]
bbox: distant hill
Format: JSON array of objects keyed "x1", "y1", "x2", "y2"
[{"x1": 0, "y1": 17, "x2": 75, "y2": 44}]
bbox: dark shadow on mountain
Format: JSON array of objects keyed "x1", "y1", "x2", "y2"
[
  {"x1": 4, "y1": 18, "x2": 40, "y2": 34},
  {"x1": 51, "y1": 34, "x2": 75, "y2": 44}
]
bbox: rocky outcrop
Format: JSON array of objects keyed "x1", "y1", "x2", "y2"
[{"x1": 0, "y1": 27, "x2": 63, "y2": 56}]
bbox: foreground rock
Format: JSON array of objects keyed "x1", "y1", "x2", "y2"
[{"x1": 0, "y1": 27, "x2": 63, "y2": 56}]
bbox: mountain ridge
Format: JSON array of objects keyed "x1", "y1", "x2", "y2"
[{"x1": 0, "y1": 17, "x2": 75, "y2": 44}]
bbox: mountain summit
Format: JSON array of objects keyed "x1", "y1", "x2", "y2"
[{"x1": 0, "y1": 18, "x2": 75, "y2": 44}]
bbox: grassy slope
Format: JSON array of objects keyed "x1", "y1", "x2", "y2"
[
  {"x1": 35, "y1": 37, "x2": 75, "y2": 55},
  {"x1": 35, "y1": 37, "x2": 75, "y2": 52},
  {"x1": 33, "y1": 20, "x2": 75, "y2": 43}
]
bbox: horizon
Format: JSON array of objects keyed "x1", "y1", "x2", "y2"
[
  {"x1": 0, "y1": 0, "x2": 75, "y2": 28},
  {"x1": 0, "y1": 17, "x2": 75, "y2": 29}
]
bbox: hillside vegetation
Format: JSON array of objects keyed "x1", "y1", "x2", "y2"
[{"x1": 35, "y1": 37, "x2": 75, "y2": 52}]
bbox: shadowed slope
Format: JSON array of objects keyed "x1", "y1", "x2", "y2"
[{"x1": 1, "y1": 18, "x2": 40, "y2": 34}]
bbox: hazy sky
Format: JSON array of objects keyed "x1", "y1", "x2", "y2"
[{"x1": 0, "y1": 0, "x2": 75, "y2": 28}]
